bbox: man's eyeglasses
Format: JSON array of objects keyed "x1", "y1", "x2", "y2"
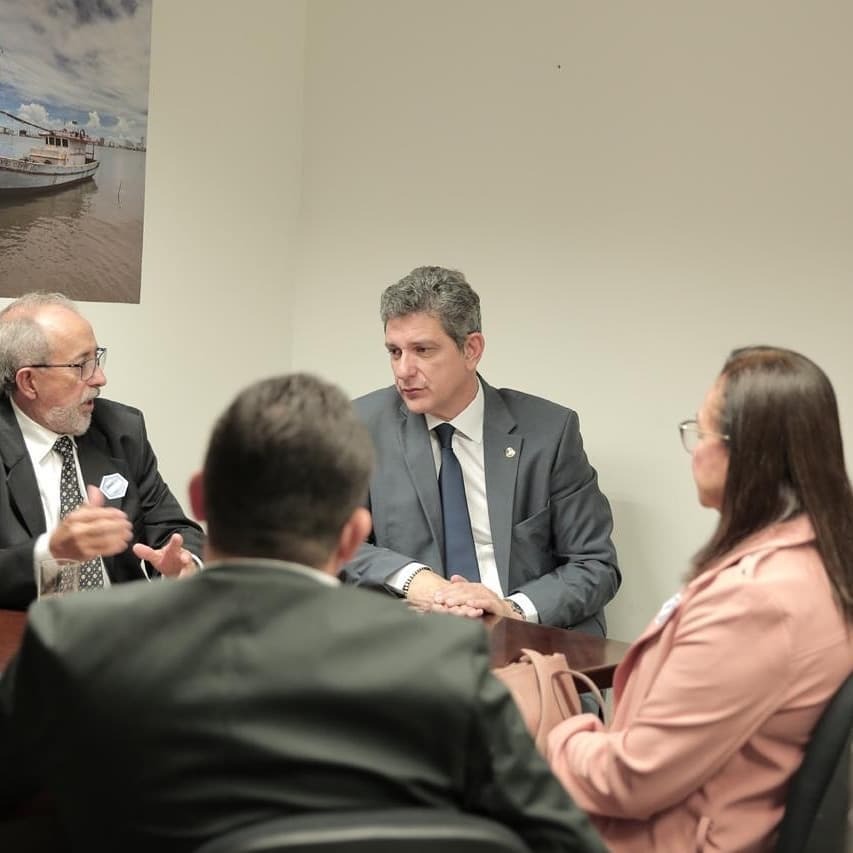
[
  {"x1": 28, "y1": 347, "x2": 107, "y2": 382},
  {"x1": 678, "y1": 418, "x2": 729, "y2": 454}
]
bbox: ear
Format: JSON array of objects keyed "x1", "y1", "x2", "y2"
[
  {"x1": 464, "y1": 331, "x2": 485, "y2": 368},
  {"x1": 332, "y1": 506, "x2": 373, "y2": 569},
  {"x1": 15, "y1": 367, "x2": 39, "y2": 401},
  {"x1": 188, "y1": 471, "x2": 206, "y2": 521}
]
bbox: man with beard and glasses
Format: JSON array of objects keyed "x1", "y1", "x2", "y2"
[{"x1": 0, "y1": 292, "x2": 203, "y2": 609}]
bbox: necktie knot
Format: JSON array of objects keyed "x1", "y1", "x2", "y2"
[
  {"x1": 53, "y1": 435, "x2": 74, "y2": 459},
  {"x1": 434, "y1": 422, "x2": 455, "y2": 449}
]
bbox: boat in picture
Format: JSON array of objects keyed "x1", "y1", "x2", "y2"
[{"x1": 0, "y1": 125, "x2": 99, "y2": 194}]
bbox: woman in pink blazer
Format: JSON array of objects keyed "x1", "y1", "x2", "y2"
[{"x1": 548, "y1": 346, "x2": 853, "y2": 852}]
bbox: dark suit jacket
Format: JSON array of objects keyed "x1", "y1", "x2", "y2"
[
  {"x1": 0, "y1": 394, "x2": 203, "y2": 609},
  {"x1": 343, "y1": 379, "x2": 620, "y2": 631},
  {"x1": 0, "y1": 563, "x2": 605, "y2": 853}
]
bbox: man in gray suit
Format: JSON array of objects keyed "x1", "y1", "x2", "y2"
[
  {"x1": 344, "y1": 266, "x2": 619, "y2": 633},
  {"x1": 0, "y1": 373, "x2": 605, "y2": 853}
]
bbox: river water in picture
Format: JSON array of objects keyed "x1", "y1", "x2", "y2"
[{"x1": 0, "y1": 132, "x2": 145, "y2": 303}]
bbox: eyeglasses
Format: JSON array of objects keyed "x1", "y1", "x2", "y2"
[
  {"x1": 28, "y1": 347, "x2": 107, "y2": 382},
  {"x1": 678, "y1": 418, "x2": 729, "y2": 454}
]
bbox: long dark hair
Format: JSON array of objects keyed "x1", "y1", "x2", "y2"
[{"x1": 692, "y1": 346, "x2": 853, "y2": 622}]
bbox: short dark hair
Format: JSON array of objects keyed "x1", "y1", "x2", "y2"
[
  {"x1": 693, "y1": 346, "x2": 853, "y2": 621},
  {"x1": 380, "y1": 266, "x2": 481, "y2": 348},
  {"x1": 203, "y1": 374, "x2": 374, "y2": 567}
]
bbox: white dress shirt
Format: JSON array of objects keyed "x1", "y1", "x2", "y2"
[
  {"x1": 11, "y1": 399, "x2": 110, "y2": 588},
  {"x1": 387, "y1": 380, "x2": 538, "y2": 621}
]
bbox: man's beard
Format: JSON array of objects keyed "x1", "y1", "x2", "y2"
[{"x1": 45, "y1": 394, "x2": 97, "y2": 436}]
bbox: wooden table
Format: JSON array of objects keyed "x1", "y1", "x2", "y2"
[
  {"x1": 0, "y1": 607, "x2": 628, "y2": 686},
  {"x1": 488, "y1": 616, "x2": 629, "y2": 689},
  {"x1": 0, "y1": 609, "x2": 25, "y2": 672}
]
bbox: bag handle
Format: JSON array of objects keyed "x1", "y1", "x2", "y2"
[
  {"x1": 520, "y1": 647, "x2": 608, "y2": 725},
  {"x1": 562, "y1": 669, "x2": 607, "y2": 724}
]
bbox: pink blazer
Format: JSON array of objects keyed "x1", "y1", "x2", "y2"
[{"x1": 548, "y1": 516, "x2": 852, "y2": 852}]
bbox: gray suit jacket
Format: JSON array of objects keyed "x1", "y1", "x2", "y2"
[
  {"x1": 343, "y1": 379, "x2": 620, "y2": 630},
  {"x1": 0, "y1": 394, "x2": 203, "y2": 609},
  {"x1": 0, "y1": 563, "x2": 606, "y2": 853}
]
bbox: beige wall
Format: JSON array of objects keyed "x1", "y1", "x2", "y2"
[{"x1": 6, "y1": 1, "x2": 852, "y2": 641}]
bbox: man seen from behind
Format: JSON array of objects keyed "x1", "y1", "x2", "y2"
[{"x1": 0, "y1": 373, "x2": 605, "y2": 853}]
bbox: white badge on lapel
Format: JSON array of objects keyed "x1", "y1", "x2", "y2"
[
  {"x1": 100, "y1": 473, "x2": 128, "y2": 500},
  {"x1": 654, "y1": 591, "x2": 682, "y2": 626}
]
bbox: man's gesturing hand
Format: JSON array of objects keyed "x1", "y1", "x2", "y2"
[{"x1": 49, "y1": 484, "x2": 133, "y2": 561}]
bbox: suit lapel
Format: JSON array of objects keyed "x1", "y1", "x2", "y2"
[
  {"x1": 0, "y1": 396, "x2": 46, "y2": 536},
  {"x1": 397, "y1": 403, "x2": 445, "y2": 572},
  {"x1": 481, "y1": 381, "x2": 521, "y2": 592},
  {"x1": 75, "y1": 429, "x2": 135, "y2": 584},
  {"x1": 75, "y1": 432, "x2": 130, "y2": 509}
]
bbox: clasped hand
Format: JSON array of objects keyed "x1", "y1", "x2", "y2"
[
  {"x1": 432, "y1": 575, "x2": 521, "y2": 619},
  {"x1": 406, "y1": 573, "x2": 521, "y2": 620}
]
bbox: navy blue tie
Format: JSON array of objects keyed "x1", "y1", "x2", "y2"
[{"x1": 434, "y1": 423, "x2": 480, "y2": 582}]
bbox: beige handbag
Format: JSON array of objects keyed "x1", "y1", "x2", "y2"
[{"x1": 494, "y1": 646, "x2": 607, "y2": 754}]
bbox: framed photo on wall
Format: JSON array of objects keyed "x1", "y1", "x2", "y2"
[{"x1": 0, "y1": 0, "x2": 153, "y2": 304}]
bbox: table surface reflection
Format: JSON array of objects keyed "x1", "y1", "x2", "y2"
[{"x1": 1, "y1": 607, "x2": 629, "y2": 687}]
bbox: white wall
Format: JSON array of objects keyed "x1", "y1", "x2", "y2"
[
  {"x1": 129, "y1": 0, "x2": 305, "y2": 500},
  {"x1": 295, "y1": 1, "x2": 853, "y2": 639}
]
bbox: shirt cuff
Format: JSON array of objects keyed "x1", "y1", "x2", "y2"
[
  {"x1": 386, "y1": 562, "x2": 431, "y2": 595},
  {"x1": 507, "y1": 592, "x2": 539, "y2": 623}
]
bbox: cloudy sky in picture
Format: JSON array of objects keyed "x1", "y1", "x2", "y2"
[{"x1": 0, "y1": 0, "x2": 151, "y2": 144}]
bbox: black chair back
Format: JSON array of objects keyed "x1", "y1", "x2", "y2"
[
  {"x1": 194, "y1": 808, "x2": 532, "y2": 853},
  {"x1": 775, "y1": 672, "x2": 853, "y2": 853}
]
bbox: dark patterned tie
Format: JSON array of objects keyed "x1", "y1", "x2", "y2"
[
  {"x1": 53, "y1": 436, "x2": 104, "y2": 590},
  {"x1": 434, "y1": 423, "x2": 480, "y2": 582}
]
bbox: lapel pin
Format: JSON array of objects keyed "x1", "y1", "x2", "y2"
[
  {"x1": 100, "y1": 473, "x2": 128, "y2": 500},
  {"x1": 505, "y1": 447, "x2": 516, "y2": 458}
]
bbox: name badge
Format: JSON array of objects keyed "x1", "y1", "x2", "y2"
[
  {"x1": 654, "y1": 591, "x2": 682, "y2": 626},
  {"x1": 100, "y1": 473, "x2": 128, "y2": 500}
]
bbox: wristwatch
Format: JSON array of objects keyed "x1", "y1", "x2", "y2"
[{"x1": 504, "y1": 598, "x2": 526, "y2": 620}]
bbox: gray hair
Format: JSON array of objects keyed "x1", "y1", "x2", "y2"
[
  {"x1": 0, "y1": 292, "x2": 80, "y2": 394},
  {"x1": 202, "y1": 373, "x2": 375, "y2": 567},
  {"x1": 380, "y1": 266, "x2": 481, "y2": 349}
]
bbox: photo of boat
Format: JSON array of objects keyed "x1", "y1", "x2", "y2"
[
  {"x1": 0, "y1": 122, "x2": 99, "y2": 194},
  {"x1": 0, "y1": 0, "x2": 151, "y2": 302}
]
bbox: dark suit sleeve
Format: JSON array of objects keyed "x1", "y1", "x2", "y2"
[
  {"x1": 464, "y1": 652, "x2": 607, "y2": 853},
  {"x1": 0, "y1": 542, "x2": 41, "y2": 611},
  {"x1": 511, "y1": 411, "x2": 620, "y2": 630},
  {"x1": 0, "y1": 617, "x2": 54, "y2": 807}
]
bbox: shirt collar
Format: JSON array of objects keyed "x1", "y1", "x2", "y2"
[
  {"x1": 204, "y1": 557, "x2": 341, "y2": 587},
  {"x1": 425, "y1": 377, "x2": 484, "y2": 444},
  {"x1": 10, "y1": 397, "x2": 67, "y2": 465}
]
